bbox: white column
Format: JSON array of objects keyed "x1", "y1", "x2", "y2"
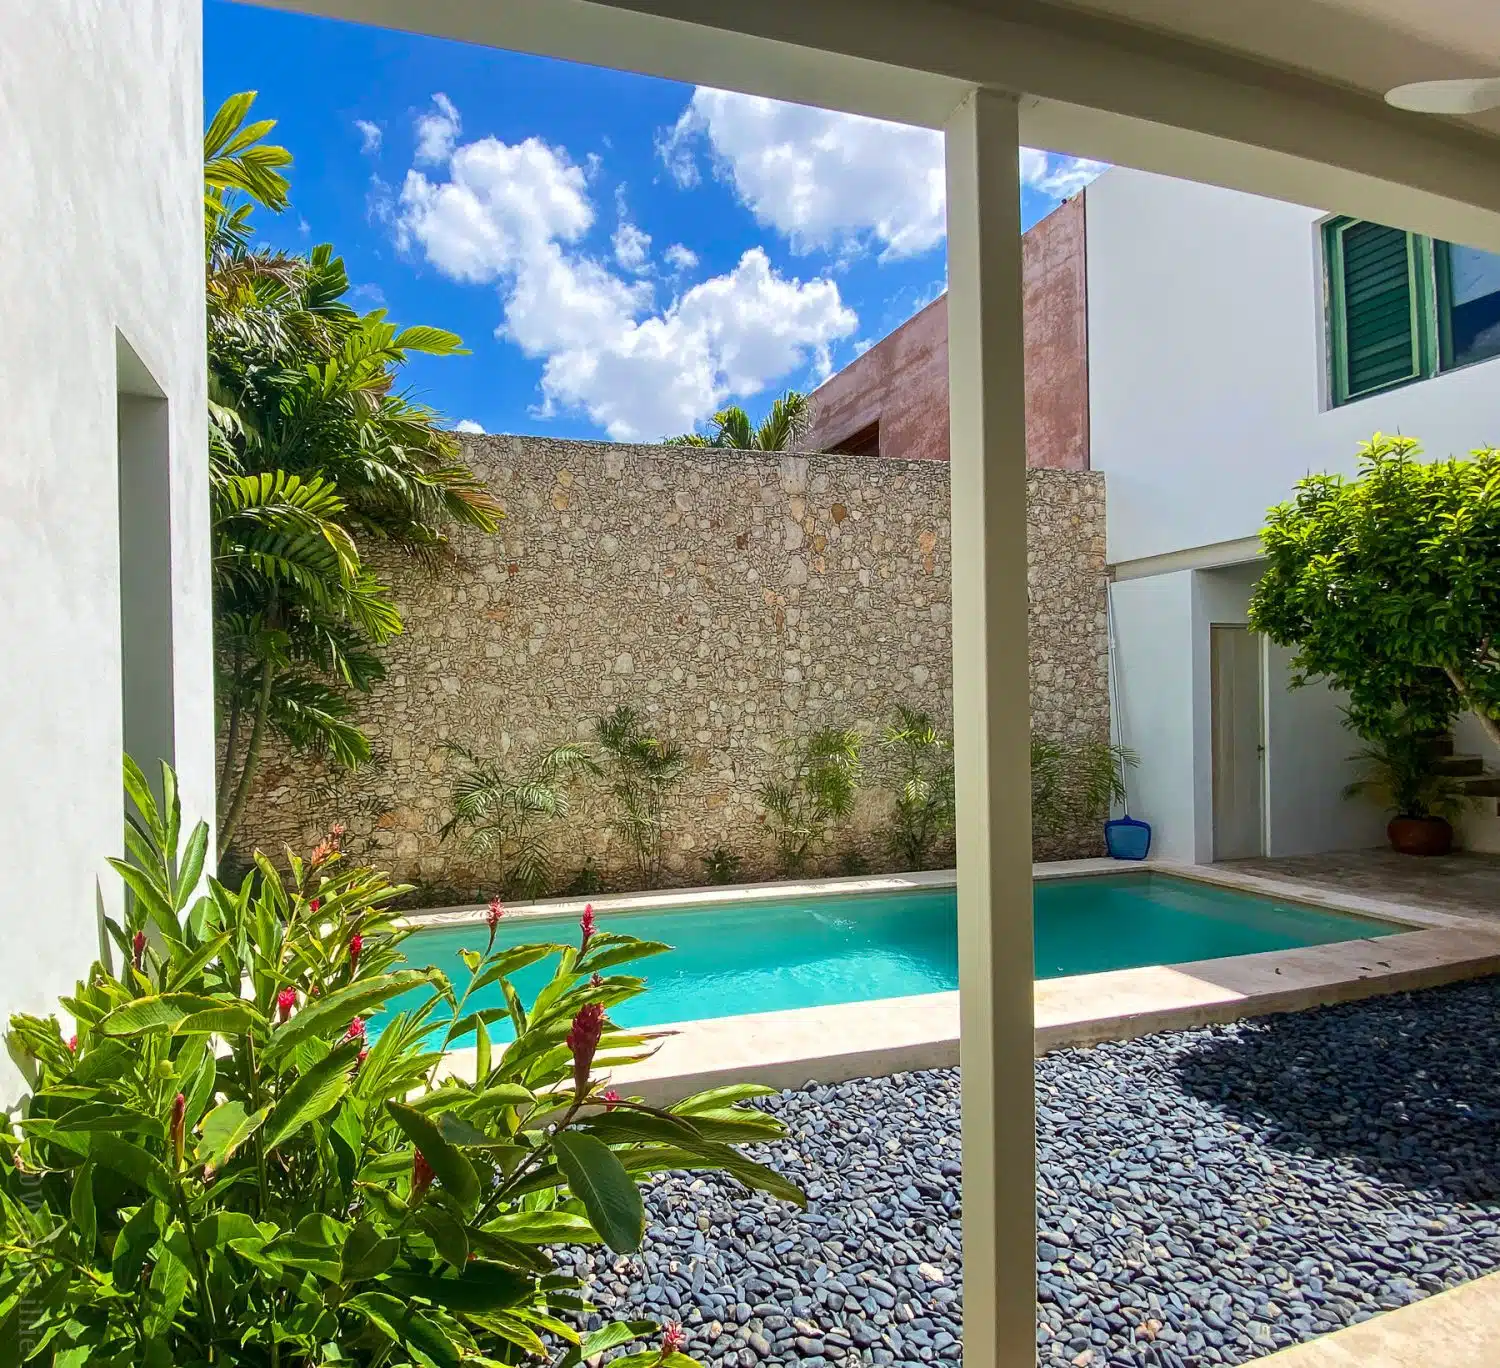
[{"x1": 944, "y1": 87, "x2": 1036, "y2": 1368}]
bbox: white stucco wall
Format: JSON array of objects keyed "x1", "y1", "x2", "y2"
[
  {"x1": 1087, "y1": 169, "x2": 1500, "y2": 567},
  {"x1": 1, "y1": 1, "x2": 211, "y2": 1097}
]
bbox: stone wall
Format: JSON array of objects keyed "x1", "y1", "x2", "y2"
[{"x1": 231, "y1": 436, "x2": 1108, "y2": 897}]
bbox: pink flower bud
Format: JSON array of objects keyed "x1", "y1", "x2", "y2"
[
  {"x1": 356, "y1": 1048, "x2": 368, "y2": 1067},
  {"x1": 579, "y1": 904, "x2": 596, "y2": 953},
  {"x1": 276, "y1": 988, "x2": 297, "y2": 1023},
  {"x1": 67, "y1": 1035, "x2": 78, "y2": 1054},
  {"x1": 487, "y1": 896, "x2": 504, "y2": 931},
  {"x1": 309, "y1": 897, "x2": 321, "y2": 914},
  {"x1": 131, "y1": 930, "x2": 147, "y2": 971},
  {"x1": 602, "y1": 1089, "x2": 621, "y2": 1112},
  {"x1": 660, "y1": 1322, "x2": 686, "y2": 1356},
  {"x1": 411, "y1": 1148, "x2": 435, "y2": 1203},
  {"x1": 309, "y1": 841, "x2": 332, "y2": 866},
  {"x1": 590, "y1": 972, "x2": 604, "y2": 988},
  {"x1": 344, "y1": 1017, "x2": 366, "y2": 1043},
  {"x1": 349, "y1": 932, "x2": 363, "y2": 969},
  {"x1": 566, "y1": 1002, "x2": 605, "y2": 1094},
  {"x1": 170, "y1": 1092, "x2": 186, "y2": 1169}
]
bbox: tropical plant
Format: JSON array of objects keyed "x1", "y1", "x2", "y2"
[
  {"x1": 700, "y1": 845, "x2": 743, "y2": 886},
  {"x1": 1030, "y1": 734, "x2": 1137, "y2": 846},
  {"x1": 667, "y1": 391, "x2": 814, "y2": 451},
  {"x1": 757, "y1": 728, "x2": 863, "y2": 875},
  {"x1": 1, "y1": 759, "x2": 801, "y2": 1368},
  {"x1": 1249, "y1": 433, "x2": 1500, "y2": 752},
  {"x1": 880, "y1": 706, "x2": 956, "y2": 870},
  {"x1": 1343, "y1": 712, "x2": 1465, "y2": 820},
  {"x1": 206, "y1": 92, "x2": 502, "y2": 856},
  {"x1": 441, "y1": 742, "x2": 601, "y2": 900},
  {"x1": 593, "y1": 707, "x2": 689, "y2": 888}
]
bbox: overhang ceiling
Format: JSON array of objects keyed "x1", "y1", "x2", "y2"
[{"x1": 1030, "y1": 0, "x2": 1500, "y2": 137}]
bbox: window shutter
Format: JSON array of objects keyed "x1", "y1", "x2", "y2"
[{"x1": 1331, "y1": 220, "x2": 1422, "y2": 400}]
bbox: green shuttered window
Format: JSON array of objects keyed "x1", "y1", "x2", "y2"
[{"x1": 1324, "y1": 217, "x2": 1434, "y2": 405}]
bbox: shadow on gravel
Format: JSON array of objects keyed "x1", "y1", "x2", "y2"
[{"x1": 1174, "y1": 979, "x2": 1500, "y2": 1203}]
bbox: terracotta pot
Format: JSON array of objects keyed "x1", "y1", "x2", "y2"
[{"x1": 1387, "y1": 815, "x2": 1454, "y2": 857}]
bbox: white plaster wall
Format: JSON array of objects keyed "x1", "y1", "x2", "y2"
[
  {"x1": 1109, "y1": 573, "x2": 1198, "y2": 862},
  {"x1": 0, "y1": 2, "x2": 211, "y2": 1096},
  {"x1": 1087, "y1": 169, "x2": 1500, "y2": 566}
]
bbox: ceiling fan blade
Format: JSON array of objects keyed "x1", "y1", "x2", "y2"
[{"x1": 1385, "y1": 78, "x2": 1500, "y2": 115}]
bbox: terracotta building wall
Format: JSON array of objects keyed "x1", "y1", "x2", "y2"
[{"x1": 805, "y1": 193, "x2": 1090, "y2": 470}]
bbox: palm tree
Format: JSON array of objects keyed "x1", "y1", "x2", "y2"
[
  {"x1": 206, "y1": 94, "x2": 502, "y2": 855},
  {"x1": 593, "y1": 705, "x2": 688, "y2": 886},
  {"x1": 440, "y1": 742, "x2": 601, "y2": 899},
  {"x1": 668, "y1": 390, "x2": 816, "y2": 450}
]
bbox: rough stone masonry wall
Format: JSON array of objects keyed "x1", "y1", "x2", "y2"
[{"x1": 231, "y1": 436, "x2": 1108, "y2": 897}]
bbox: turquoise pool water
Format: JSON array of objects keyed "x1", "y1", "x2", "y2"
[{"x1": 394, "y1": 873, "x2": 1397, "y2": 1032}]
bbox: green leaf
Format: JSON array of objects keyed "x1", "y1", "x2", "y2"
[
  {"x1": 434, "y1": 1112, "x2": 513, "y2": 1150},
  {"x1": 347, "y1": 1292, "x2": 461, "y2": 1368},
  {"x1": 482, "y1": 1210, "x2": 600, "y2": 1244},
  {"x1": 672, "y1": 1083, "x2": 779, "y2": 1112},
  {"x1": 174, "y1": 822, "x2": 210, "y2": 913},
  {"x1": 265, "y1": 970, "x2": 431, "y2": 1060},
  {"x1": 196, "y1": 1099, "x2": 270, "y2": 1168},
  {"x1": 88, "y1": 1134, "x2": 173, "y2": 1202},
  {"x1": 580, "y1": 1109, "x2": 704, "y2": 1147},
  {"x1": 112, "y1": 1200, "x2": 162, "y2": 1285},
  {"x1": 97, "y1": 994, "x2": 227, "y2": 1036},
  {"x1": 388, "y1": 1101, "x2": 481, "y2": 1208},
  {"x1": 551, "y1": 1130, "x2": 645, "y2": 1253},
  {"x1": 263, "y1": 1042, "x2": 360, "y2": 1151},
  {"x1": 341, "y1": 1219, "x2": 400, "y2": 1281},
  {"x1": 144, "y1": 1245, "x2": 188, "y2": 1338},
  {"x1": 385, "y1": 1261, "x2": 530, "y2": 1313},
  {"x1": 475, "y1": 1017, "x2": 491, "y2": 1083},
  {"x1": 165, "y1": 932, "x2": 231, "y2": 991},
  {"x1": 415, "y1": 1205, "x2": 470, "y2": 1268},
  {"x1": 70, "y1": 1162, "x2": 96, "y2": 1257},
  {"x1": 175, "y1": 1001, "x2": 265, "y2": 1035}
]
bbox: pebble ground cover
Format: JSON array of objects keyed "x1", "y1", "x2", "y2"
[{"x1": 571, "y1": 979, "x2": 1500, "y2": 1366}]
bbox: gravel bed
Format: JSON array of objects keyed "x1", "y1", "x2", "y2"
[{"x1": 572, "y1": 978, "x2": 1500, "y2": 1367}]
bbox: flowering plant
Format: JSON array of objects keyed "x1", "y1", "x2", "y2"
[{"x1": 1, "y1": 760, "x2": 799, "y2": 1366}]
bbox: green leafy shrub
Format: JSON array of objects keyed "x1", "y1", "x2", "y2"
[
  {"x1": 441, "y1": 740, "x2": 600, "y2": 899},
  {"x1": 880, "y1": 706, "x2": 955, "y2": 870},
  {"x1": 2, "y1": 760, "x2": 800, "y2": 1366},
  {"x1": 1343, "y1": 712, "x2": 1465, "y2": 820},
  {"x1": 594, "y1": 707, "x2": 689, "y2": 888},
  {"x1": 699, "y1": 846, "x2": 743, "y2": 886},
  {"x1": 1030, "y1": 735, "x2": 1137, "y2": 847},
  {"x1": 757, "y1": 728, "x2": 863, "y2": 875}
]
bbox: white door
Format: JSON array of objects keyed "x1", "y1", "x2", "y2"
[{"x1": 1211, "y1": 625, "x2": 1265, "y2": 859}]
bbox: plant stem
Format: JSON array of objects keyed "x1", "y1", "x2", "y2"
[
  {"x1": 1443, "y1": 665, "x2": 1500, "y2": 755},
  {"x1": 219, "y1": 662, "x2": 274, "y2": 857}
]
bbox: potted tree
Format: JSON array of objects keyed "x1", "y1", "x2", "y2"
[{"x1": 1344, "y1": 718, "x2": 1464, "y2": 855}]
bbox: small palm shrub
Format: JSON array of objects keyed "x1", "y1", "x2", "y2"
[
  {"x1": 1031, "y1": 734, "x2": 1137, "y2": 848},
  {"x1": 881, "y1": 706, "x2": 956, "y2": 870},
  {"x1": 441, "y1": 740, "x2": 600, "y2": 899},
  {"x1": 700, "y1": 845, "x2": 743, "y2": 886},
  {"x1": 594, "y1": 707, "x2": 688, "y2": 888},
  {"x1": 758, "y1": 728, "x2": 863, "y2": 875},
  {"x1": 2, "y1": 760, "x2": 800, "y2": 1367},
  {"x1": 1343, "y1": 712, "x2": 1464, "y2": 819}
]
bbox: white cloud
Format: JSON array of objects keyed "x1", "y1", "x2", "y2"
[
  {"x1": 454, "y1": 419, "x2": 486, "y2": 434},
  {"x1": 414, "y1": 93, "x2": 461, "y2": 165},
  {"x1": 663, "y1": 243, "x2": 699, "y2": 274},
  {"x1": 355, "y1": 119, "x2": 383, "y2": 155},
  {"x1": 613, "y1": 221, "x2": 652, "y2": 273},
  {"x1": 394, "y1": 105, "x2": 856, "y2": 442},
  {"x1": 660, "y1": 88, "x2": 1109, "y2": 260}
]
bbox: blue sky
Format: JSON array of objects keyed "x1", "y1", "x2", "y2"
[{"x1": 206, "y1": 1, "x2": 1106, "y2": 442}]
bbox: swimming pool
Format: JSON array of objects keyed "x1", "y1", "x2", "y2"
[{"x1": 395, "y1": 873, "x2": 1398, "y2": 1032}]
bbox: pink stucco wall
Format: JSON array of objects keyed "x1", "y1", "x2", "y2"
[{"x1": 805, "y1": 193, "x2": 1090, "y2": 470}]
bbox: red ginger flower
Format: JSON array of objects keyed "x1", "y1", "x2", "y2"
[
  {"x1": 580, "y1": 904, "x2": 596, "y2": 953},
  {"x1": 487, "y1": 896, "x2": 504, "y2": 931},
  {"x1": 349, "y1": 932, "x2": 363, "y2": 969},
  {"x1": 276, "y1": 988, "x2": 297, "y2": 1022},
  {"x1": 566, "y1": 1002, "x2": 605, "y2": 1093},
  {"x1": 131, "y1": 930, "x2": 147, "y2": 971},
  {"x1": 357, "y1": 1048, "x2": 368, "y2": 1067},
  {"x1": 67, "y1": 1035, "x2": 78, "y2": 1054},
  {"x1": 601, "y1": 1089, "x2": 621, "y2": 1112},
  {"x1": 660, "y1": 1323, "x2": 686, "y2": 1357},
  {"x1": 309, "y1": 897, "x2": 322, "y2": 914},
  {"x1": 411, "y1": 1148, "x2": 435, "y2": 1203},
  {"x1": 345, "y1": 1016, "x2": 366, "y2": 1043}
]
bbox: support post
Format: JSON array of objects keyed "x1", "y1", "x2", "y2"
[{"x1": 944, "y1": 86, "x2": 1036, "y2": 1368}]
